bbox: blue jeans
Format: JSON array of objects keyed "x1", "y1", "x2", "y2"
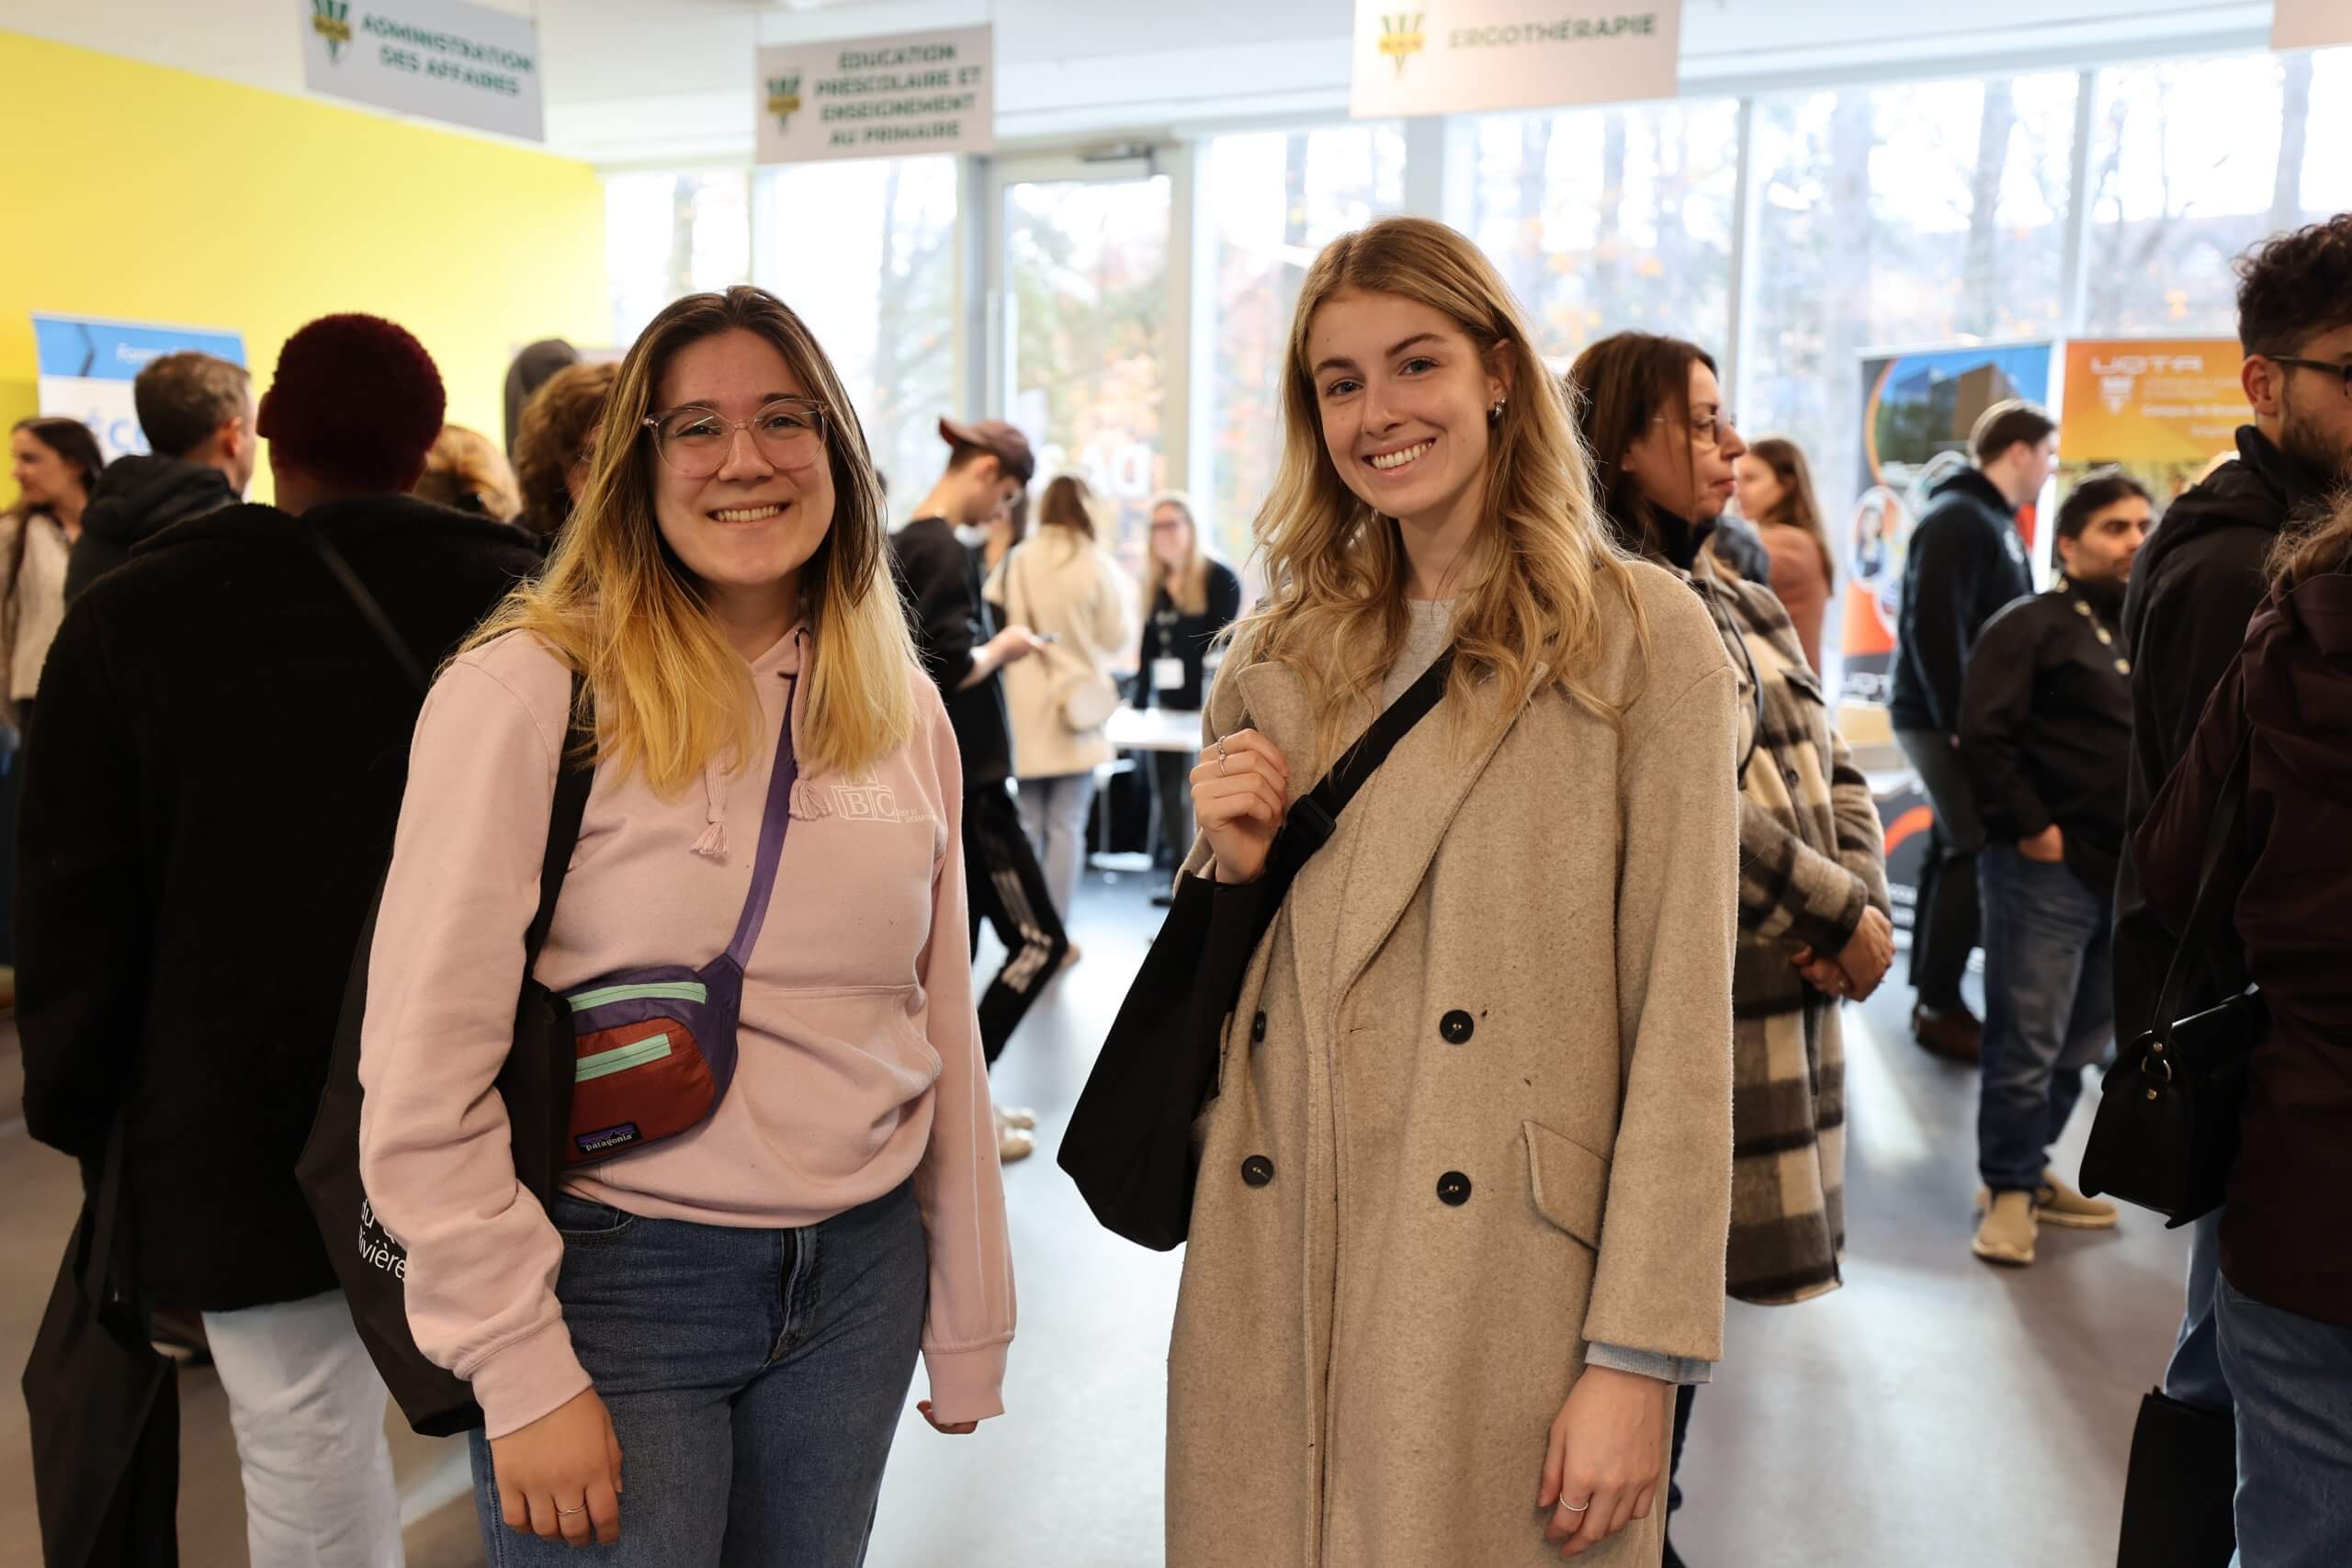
[
  {"x1": 2217, "y1": 1275, "x2": 2352, "y2": 1566},
  {"x1": 1976, "y1": 845, "x2": 2115, "y2": 1192},
  {"x1": 469, "y1": 1180, "x2": 927, "y2": 1566},
  {"x1": 2168, "y1": 1210, "x2": 2235, "y2": 1412}
]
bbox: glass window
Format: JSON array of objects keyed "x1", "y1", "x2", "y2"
[
  {"x1": 757, "y1": 157, "x2": 960, "y2": 514},
  {"x1": 1004, "y1": 175, "x2": 1173, "y2": 570},
  {"x1": 1202, "y1": 125, "x2": 1407, "y2": 571},
  {"x1": 1464, "y1": 99, "x2": 1740, "y2": 365},
  {"x1": 2083, "y1": 52, "x2": 2340, "y2": 337},
  {"x1": 604, "y1": 172, "x2": 752, "y2": 348},
  {"x1": 1741, "y1": 71, "x2": 2078, "y2": 661}
]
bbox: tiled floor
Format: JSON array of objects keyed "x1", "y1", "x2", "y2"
[{"x1": 0, "y1": 876, "x2": 2187, "y2": 1566}]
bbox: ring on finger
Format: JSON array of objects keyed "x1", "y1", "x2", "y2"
[{"x1": 1557, "y1": 1497, "x2": 1590, "y2": 1514}]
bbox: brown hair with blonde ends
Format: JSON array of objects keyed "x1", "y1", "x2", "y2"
[
  {"x1": 466, "y1": 285, "x2": 916, "y2": 795},
  {"x1": 1236, "y1": 216, "x2": 1645, "y2": 771},
  {"x1": 2270, "y1": 485, "x2": 2352, "y2": 591}
]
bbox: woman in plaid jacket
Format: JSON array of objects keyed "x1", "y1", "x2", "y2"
[{"x1": 1569, "y1": 333, "x2": 1891, "y2": 1565}]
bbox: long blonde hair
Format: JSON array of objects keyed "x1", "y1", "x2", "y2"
[
  {"x1": 466, "y1": 286, "x2": 916, "y2": 793},
  {"x1": 1238, "y1": 216, "x2": 1644, "y2": 769},
  {"x1": 1143, "y1": 490, "x2": 1212, "y2": 616}
]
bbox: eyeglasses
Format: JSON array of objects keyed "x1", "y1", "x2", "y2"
[
  {"x1": 2262, "y1": 355, "x2": 2352, "y2": 399},
  {"x1": 1658, "y1": 407, "x2": 1738, "y2": 447},
  {"x1": 642, "y1": 398, "x2": 829, "y2": 478}
]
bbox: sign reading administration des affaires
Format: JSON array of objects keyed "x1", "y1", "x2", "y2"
[
  {"x1": 299, "y1": 0, "x2": 543, "y2": 141},
  {"x1": 756, "y1": 25, "x2": 994, "y2": 166},
  {"x1": 1350, "y1": 1, "x2": 1681, "y2": 119}
]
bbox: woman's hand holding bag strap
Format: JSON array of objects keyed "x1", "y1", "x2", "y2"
[
  {"x1": 2080, "y1": 720, "x2": 2263, "y2": 1228},
  {"x1": 1057, "y1": 650, "x2": 1455, "y2": 1250}
]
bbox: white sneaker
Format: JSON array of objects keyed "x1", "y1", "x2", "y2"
[{"x1": 995, "y1": 1105, "x2": 1035, "y2": 1164}]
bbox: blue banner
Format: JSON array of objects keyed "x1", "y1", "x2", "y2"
[{"x1": 31, "y1": 313, "x2": 248, "y2": 461}]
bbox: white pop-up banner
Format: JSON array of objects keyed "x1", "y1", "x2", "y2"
[
  {"x1": 300, "y1": 0, "x2": 545, "y2": 141},
  {"x1": 756, "y1": 25, "x2": 994, "y2": 165},
  {"x1": 1350, "y1": 3, "x2": 1681, "y2": 119}
]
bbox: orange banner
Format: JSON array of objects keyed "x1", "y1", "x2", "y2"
[{"x1": 2061, "y1": 340, "x2": 2244, "y2": 467}]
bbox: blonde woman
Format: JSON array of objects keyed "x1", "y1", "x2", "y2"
[
  {"x1": 1169, "y1": 216, "x2": 1737, "y2": 1565},
  {"x1": 413, "y1": 423, "x2": 526, "y2": 526},
  {"x1": 1136, "y1": 491, "x2": 1243, "y2": 898},
  {"x1": 357, "y1": 286, "x2": 1013, "y2": 1562},
  {"x1": 991, "y1": 473, "x2": 1136, "y2": 923}
]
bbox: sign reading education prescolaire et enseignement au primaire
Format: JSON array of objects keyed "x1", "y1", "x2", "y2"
[
  {"x1": 1350, "y1": 2, "x2": 1681, "y2": 119},
  {"x1": 300, "y1": 0, "x2": 544, "y2": 142},
  {"x1": 755, "y1": 25, "x2": 994, "y2": 165}
]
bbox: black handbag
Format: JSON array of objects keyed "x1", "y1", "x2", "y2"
[
  {"x1": 2080, "y1": 728, "x2": 2262, "y2": 1227},
  {"x1": 294, "y1": 675, "x2": 594, "y2": 1436},
  {"x1": 22, "y1": 1121, "x2": 180, "y2": 1568},
  {"x1": 2113, "y1": 1388, "x2": 2236, "y2": 1567},
  {"x1": 1059, "y1": 649, "x2": 1454, "y2": 1250}
]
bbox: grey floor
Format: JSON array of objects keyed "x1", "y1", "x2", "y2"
[{"x1": 0, "y1": 875, "x2": 2185, "y2": 1567}]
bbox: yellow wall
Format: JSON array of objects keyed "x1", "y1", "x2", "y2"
[{"x1": 0, "y1": 30, "x2": 607, "y2": 496}]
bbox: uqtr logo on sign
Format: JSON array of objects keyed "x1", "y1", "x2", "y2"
[
  {"x1": 312, "y1": 0, "x2": 354, "y2": 63},
  {"x1": 2091, "y1": 354, "x2": 2205, "y2": 414},
  {"x1": 1379, "y1": 13, "x2": 1427, "y2": 76},
  {"x1": 766, "y1": 73, "x2": 804, "y2": 133}
]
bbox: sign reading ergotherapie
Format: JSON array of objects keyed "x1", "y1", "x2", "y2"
[
  {"x1": 756, "y1": 25, "x2": 994, "y2": 165},
  {"x1": 1351, "y1": 3, "x2": 1681, "y2": 119},
  {"x1": 300, "y1": 0, "x2": 544, "y2": 142}
]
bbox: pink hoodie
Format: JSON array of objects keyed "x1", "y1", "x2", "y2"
[{"x1": 357, "y1": 626, "x2": 1013, "y2": 1439}]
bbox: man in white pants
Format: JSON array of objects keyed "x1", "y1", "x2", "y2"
[{"x1": 18, "y1": 312, "x2": 546, "y2": 1563}]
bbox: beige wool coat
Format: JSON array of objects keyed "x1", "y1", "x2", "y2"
[{"x1": 1167, "y1": 563, "x2": 1741, "y2": 1568}]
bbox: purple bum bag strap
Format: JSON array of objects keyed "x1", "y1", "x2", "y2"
[{"x1": 724, "y1": 672, "x2": 799, "y2": 966}]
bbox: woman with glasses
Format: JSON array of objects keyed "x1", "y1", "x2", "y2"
[
  {"x1": 1166, "y1": 218, "x2": 1738, "y2": 1565},
  {"x1": 1134, "y1": 491, "x2": 1242, "y2": 901},
  {"x1": 1567, "y1": 331, "x2": 1890, "y2": 1567},
  {"x1": 359, "y1": 286, "x2": 1014, "y2": 1563}
]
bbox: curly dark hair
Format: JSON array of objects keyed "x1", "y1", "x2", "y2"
[
  {"x1": 2236, "y1": 213, "x2": 2352, "y2": 355},
  {"x1": 514, "y1": 361, "x2": 616, "y2": 537},
  {"x1": 256, "y1": 314, "x2": 446, "y2": 492}
]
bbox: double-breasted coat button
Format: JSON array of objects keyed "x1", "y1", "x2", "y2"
[
  {"x1": 1436, "y1": 1170, "x2": 1472, "y2": 1206},
  {"x1": 1439, "y1": 1010, "x2": 1475, "y2": 1044},
  {"x1": 1241, "y1": 1156, "x2": 1275, "y2": 1188},
  {"x1": 1250, "y1": 1011, "x2": 1267, "y2": 1043},
  {"x1": 1784, "y1": 766, "x2": 1802, "y2": 787}
]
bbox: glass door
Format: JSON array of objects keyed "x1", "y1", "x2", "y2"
[{"x1": 989, "y1": 157, "x2": 1174, "y2": 574}]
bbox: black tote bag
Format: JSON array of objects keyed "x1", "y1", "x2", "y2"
[
  {"x1": 22, "y1": 1122, "x2": 180, "y2": 1568},
  {"x1": 294, "y1": 677, "x2": 594, "y2": 1436},
  {"x1": 1059, "y1": 650, "x2": 1453, "y2": 1250},
  {"x1": 2081, "y1": 726, "x2": 2261, "y2": 1227}
]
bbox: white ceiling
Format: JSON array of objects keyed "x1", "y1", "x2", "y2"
[{"x1": 7, "y1": 0, "x2": 2281, "y2": 166}]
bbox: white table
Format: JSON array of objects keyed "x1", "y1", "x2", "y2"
[{"x1": 1102, "y1": 705, "x2": 1204, "y2": 754}]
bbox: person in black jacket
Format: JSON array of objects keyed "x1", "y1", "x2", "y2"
[
  {"x1": 18, "y1": 313, "x2": 540, "y2": 1566},
  {"x1": 66, "y1": 349, "x2": 257, "y2": 602},
  {"x1": 890, "y1": 416, "x2": 1062, "y2": 1162},
  {"x1": 1889, "y1": 400, "x2": 2056, "y2": 1062},
  {"x1": 2114, "y1": 216, "x2": 2352, "y2": 1506},
  {"x1": 1958, "y1": 469, "x2": 2148, "y2": 1266},
  {"x1": 1135, "y1": 491, "x2": 1243, "y2": 903}
]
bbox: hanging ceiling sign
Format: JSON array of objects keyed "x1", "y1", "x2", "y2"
[
  {"x1": 1350, "y1": 2, "x2": 1681, "y2": 118},
  {"x1": 299, "y1": 0, "x2": 545, "y2": 141},
  {"x1": 756, "y1": 25, "x2": 994, "y2": 165},
  {"x1": 2274, "y1": 0, "x2": 2352, "y2": 51}
]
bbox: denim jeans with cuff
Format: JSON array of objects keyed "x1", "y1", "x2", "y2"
[{"x1": 1975, "y1": 843, "x2": 2115, "y2": 1193}]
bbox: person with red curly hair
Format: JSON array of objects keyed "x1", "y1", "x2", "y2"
[{"x1": 17, "y1": 313, "x2": 544, "y2": 1566}]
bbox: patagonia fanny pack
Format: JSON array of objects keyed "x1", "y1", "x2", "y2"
[{"x1": 563, "y1": 672, "x2": 799, "y2": 1165}]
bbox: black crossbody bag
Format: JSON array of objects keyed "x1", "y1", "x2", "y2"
[
  {"x1": 2079, "y1": 725, "x2": 2263, "y2": 1227},
  {"x1": 1059, "y1": 649, "x2": 1455, "y2": 1250}
]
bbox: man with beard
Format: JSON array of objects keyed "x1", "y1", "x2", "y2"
[
  {"x1": 2112, "y1": 212, "x2": 2352, "y2": 1559},
  {"x1": 1958, "y1": 470, "x2": 2149, "y2": 1265}
]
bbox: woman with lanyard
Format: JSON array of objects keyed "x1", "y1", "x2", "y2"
[
  {"x1": 1165, "y1": 217, "x2": 1739, "y2": 1565},
  {"x1": 1567, "y1": 331, "x2": 1892, "y2": 1568},
  {"x1": 1135, "y1": 491, "x2": 1243, "y2": 903},
  {"x1": 359, "y1": 286, "x2": 1013, "y2": 1561}
]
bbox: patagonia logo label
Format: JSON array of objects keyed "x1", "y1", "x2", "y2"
[{"x1": 577, "y1": 1122, "x2": 640, "y2": 1155}]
